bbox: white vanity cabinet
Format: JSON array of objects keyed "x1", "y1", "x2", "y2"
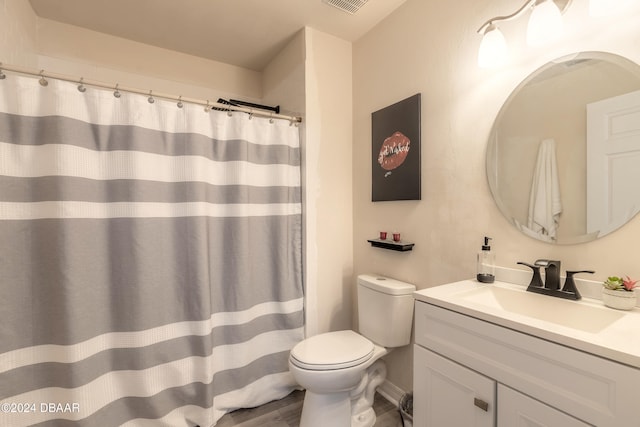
[{"x1": 413, "y1": 299, "x2": 640, "y2": 427}]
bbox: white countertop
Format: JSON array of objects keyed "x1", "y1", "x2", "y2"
[{"x1": 414, "y1": 278, "x2": 640, "y2": 369}]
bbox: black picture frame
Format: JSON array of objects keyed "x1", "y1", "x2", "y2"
[{"x1": 371, "y1": 94, "x2": 421, "y2": 201}]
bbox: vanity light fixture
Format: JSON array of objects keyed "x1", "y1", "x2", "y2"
[
  {"x1": 478, "y1": 24, "x2": 508, "y2": 68},
  {"x1": 526, "y1": 0, "x2": 564, "y2": 47},
  {"x1": 477, "y1": 0, "x2": 571, "y2": 68}
]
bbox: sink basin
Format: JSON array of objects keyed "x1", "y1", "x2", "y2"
[{"x1": 454, "y1": 285, "x2": 625, "y2": 333}]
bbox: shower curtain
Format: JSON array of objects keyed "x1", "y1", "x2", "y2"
[{"x1": 0, "y1": 75, "x2": 303, "y2": 426}]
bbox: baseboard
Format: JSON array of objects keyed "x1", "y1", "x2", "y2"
[{"x1": 377, "y1": 379, "x2": 406, "y2": 407}]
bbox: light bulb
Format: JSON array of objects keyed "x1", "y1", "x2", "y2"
[
  {"x1": 526, "y1": 0, "x2": 563, "y2": 47},
  {"x1": 478, "y1": 24, "x2": 508, "y2": 68}
]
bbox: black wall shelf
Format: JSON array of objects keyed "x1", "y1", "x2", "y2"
[{"x1": 367, "y1": 239, "x2": 414, "y2": 252}]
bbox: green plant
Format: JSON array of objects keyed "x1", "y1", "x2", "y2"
[{"x1": 604, "y1": 276, "x2": 638, "y2": 292}]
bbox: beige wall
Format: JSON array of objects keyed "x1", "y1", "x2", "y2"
[
  {"x1": 262, "y1": 29, "x2": 305, "y2": 116},
  {"x1": 302, "y1": 28, "x2": 354, "y2": 335},
  {"x1": 0, "y1": 1, "x2": 262, "y2": 101},
  {"x1": 262, "y1": 28, "x2": 355, "y2": 337},
  {"x1": 354, "y1": 0, "x2": 640, "y2": 391},
  {"x1": 0, "y1": 0, "x2": 38, "y2": 67},
  {"x1": 35, "y1": 18, "x2": 262, "y2": 102}
]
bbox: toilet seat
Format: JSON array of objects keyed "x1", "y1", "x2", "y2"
[{"x1": 290, "y1": 330, "x2": 374, "y2": 371}]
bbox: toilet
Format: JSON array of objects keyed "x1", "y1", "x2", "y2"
[{"x1": 289, "y1": 274, "x2": 416, "y2": 427}]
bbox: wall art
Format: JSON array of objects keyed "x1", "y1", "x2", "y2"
[{"x1": 371, "y1": 93, "x2": 421, "y2": 201}]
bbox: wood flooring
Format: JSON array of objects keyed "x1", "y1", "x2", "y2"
[{"x1": 216, "y1": 389, "x2": 404, "y2": 427}]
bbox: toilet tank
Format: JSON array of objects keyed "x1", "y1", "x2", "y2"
[{"x1": 357, "y1": 274, "x2": 416, "y2": 347}]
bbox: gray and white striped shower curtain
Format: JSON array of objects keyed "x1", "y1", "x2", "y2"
[{"x1": 0, "y1": 75, "x2": 303, "y2": 426}]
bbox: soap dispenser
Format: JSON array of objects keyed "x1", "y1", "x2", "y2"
[{"x1": 476, "y1": 236, "x2": 495, "y2": 283}]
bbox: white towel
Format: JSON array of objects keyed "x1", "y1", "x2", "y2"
[
  {"x1": 514, "y1": 218, "x2": 555, "y2": 242},
  {"x1": 527, "y1": 138, "x2": 562, "y2": 239}
]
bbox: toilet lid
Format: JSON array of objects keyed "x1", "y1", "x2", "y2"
[{"x1": 290, "y1": 330, "x2": 374, "y2": 371}]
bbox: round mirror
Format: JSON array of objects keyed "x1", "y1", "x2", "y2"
[{"x1": 487, "y1": 52, "x2": 640, "y2": 244}]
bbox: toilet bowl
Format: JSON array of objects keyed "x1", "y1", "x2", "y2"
[
  {"x1": 289, "y1": 275, "x2": 415, "y2": 427},
  {"x1": 289, "y1": 330, "x2": 380, "y2": 392}
]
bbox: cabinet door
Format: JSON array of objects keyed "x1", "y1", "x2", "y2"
[
  {"x1": 497, "y1": 385, "x2": 589, "y2": 427},
  {"x1": 414, "y1": 346, "x2": 495, "y2": 427}
]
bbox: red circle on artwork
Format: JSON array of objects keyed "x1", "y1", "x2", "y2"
[{"x1": 378, "y1": 131, "x2": 410, "y2": 171}]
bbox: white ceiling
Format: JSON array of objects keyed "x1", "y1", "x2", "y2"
[{"x1": 29, "y1": 0, "x2": 406, "y2": 71}]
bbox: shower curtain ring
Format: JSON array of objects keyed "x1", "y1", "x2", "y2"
[
  {"x1": 177, "y1": 96, "x2": 183, "y2": 109},
  {"x1": 77, "y1": 78, "x2": 87, "y2": 93},
  {"x1": 38, "y1": 70, "x2": 48, "y2": 87},
  {"x1": 0, "y1": 64, "x2": 6, "y2": 80},
  {"x1": 147, "y1": 90, "x2": 155, "y2": 104},
  {"x1": 269, "y1": 112, "x2": 274, "y2": 124},
  {"x1": 248, "y1": 109, "x2": 253, "y2": 120},
  {"x1": 113, "y1": 84, "x2": 121, "y2": 98},
  {"x1": 226, "y1": 104, "x2": 233, "y2": 117},
  {"x1": 204, "y1": 100, "x2": 210, "y2": 113}
]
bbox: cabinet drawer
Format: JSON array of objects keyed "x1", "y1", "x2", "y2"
[
  {"x1": 415, "y1": 302, "x2": 640, "y2": 427},
  {"x1": 414, "y1": 346, "x2": 495, "y2": 427},
  {"x1": 498, "y1": 385, "x2": 589, "y2": 427}
]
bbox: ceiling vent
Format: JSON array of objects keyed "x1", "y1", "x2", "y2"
[{"x1": 322, "y1": 0, "x2": 369, "y2": 14}]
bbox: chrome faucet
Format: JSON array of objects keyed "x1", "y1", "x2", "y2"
[{"x1": 517, "y1": 260, "x2": 594, "y2": 300}]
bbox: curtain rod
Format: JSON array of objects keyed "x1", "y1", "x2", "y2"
[{"x1": 0, "y1": 63, "x2": 302, "y2": 124}]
